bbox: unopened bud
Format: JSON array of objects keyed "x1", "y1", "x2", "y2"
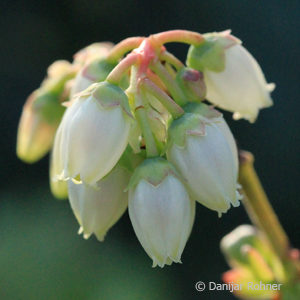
[
  {"x1": 73, "y1": 42, "x2": 114, "y2": 67},
  {"x1": 176, "y1": 67, "x2": 206, "y2": 102},
  {"x1": 17, "y1": 91, "x2": 65, "y2": 163},
  {"x1": 17, "y1": 60, "x2": 75, "y2": 163}
]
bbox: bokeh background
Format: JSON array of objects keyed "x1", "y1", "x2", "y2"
[{"x1": 1, "y1": 1, "x2": 299, "y2": 299}]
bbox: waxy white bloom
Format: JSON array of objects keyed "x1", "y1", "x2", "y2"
[
  {"x1": 53, "y1": 81, "x2": 132, "y2": 185},
  {"x1": 205, "y1": 43, "x2": 274, "y2": 122},
  {"x1": 128, "y1": 158, "x2": 195, "y2": 267},
  {"x1": 187, "y1": 31, "x2": 274, "y2": 122},
  {"x1": 68, "y1": 165, "x2": 130, "y2": 241},
  {"x1": 167, "y1": 104, "x2": 241, "y2": 216}
]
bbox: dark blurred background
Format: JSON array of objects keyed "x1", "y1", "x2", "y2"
[{"x1": 0, "y1": 1, "x2": 299, "y2": 299}]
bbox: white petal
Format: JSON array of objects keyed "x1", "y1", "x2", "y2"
[
  {"x1": 50, "y1": 124, "x2": 68, "y2": 198},
  {"x1": 68, "y1": 166, "x2": 129, "y2": 241},
  {"x1": 70, "y1": 72, "x2": 94, "y2": 97},
  {"x1": 129, "y1": 175, "x2": 195, "y2": 267},
  {"x1": 168, "y1": 122, "x2": 239, "y2": 215},
  {"x1": 205, "y1": 44, "x2": 273, "y2": 122},
  {"x1": 62, "y1": 97, "x2": 130, "y2": 185}
]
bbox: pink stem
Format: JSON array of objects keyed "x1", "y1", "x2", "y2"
[
  {"x1": 107, "y1": 37, "x2": 145, "y2": 62},
  {"x1": 152, "y1": 30, "x2": 204, "y2": 46},
  {"x1": 106, "y1": 53, "x2": 139, "y2": 84}
]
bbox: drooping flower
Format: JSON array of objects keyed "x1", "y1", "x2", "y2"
[
  {"x1": 128, "y1": 158, "x2": 195, "y2": 267},
  {"x1": 68, "y1": 165, "x2": 130, "y2": 241},
  {"x1": 16, "y1": 60, "x2": 75, "y2": 163},
  {"x1": 167, "y1": 103, "x2": 241, "y2": 216},
  {"x1": 53, "y1": 81, "x2": 132, "y2": 186},
  {"x1": 187, "y1": 30, "x2": 275, "y2": 122}
]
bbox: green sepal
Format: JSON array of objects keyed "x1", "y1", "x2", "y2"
[
  {"x1": 183, "y1": 102, "x2": 222, "y2": 119},
  {"x1": 82, "y1": 59, "x2": 116, "y2": 82},
  {"x1": 127, "y1": 157, "x2": 181, "y2": 190},
  {"x1": 33, "y1": 91, "x2": 66, "y2": 125},
  {"x1": 117, "y1": 146, "x2": 145, "y2": 173},
  {"x1": 91, "y1": 81, "x2": 133, "y2": 118},
  {"x1": 81, "y1": 58, "x2": 129, "y2": 90},
  {"x1": 167, "y1": 113, "x2": 207, "y2": 149},
  {"x1": 186, "y1": 31, "x2": 240, "y2": 72},
  {"x1": 33, "y1": 71, "x2": 75, "y2": 125}
]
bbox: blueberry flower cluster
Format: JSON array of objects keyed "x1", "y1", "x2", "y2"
[{"x1": 17, "y1": 30, "x2": 274, "y2": 267}]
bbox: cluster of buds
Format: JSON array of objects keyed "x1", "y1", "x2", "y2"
[
  {"x1": 221, "y1": 225, "x2": 290, "y2": 299},
  {"x1": 17, "y1": 30, "x2": 274, "y2": 267}
]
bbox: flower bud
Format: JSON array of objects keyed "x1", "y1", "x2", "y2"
[
  {"x1": 221, "y1": 225, "x2": 264, "y2": 267},
  {"x1": 176, "y1": 67, "x2": 206, "y2": 102},
  {"x1": 221, "y1": 225, "x2": 286, "y2": 282},
  {"x1": 221, "y1": 226, "x2": 285, "y2": 300},
  {"x1": 167, "y1": 105, "x2": 241, "y2": 216},
  {"x1": 17, "y1": 91, "x2": 65, "y2": 163},
  {"x1": 71, "y1": 59, "x2": 117, "y2": 96},
  {"x1": 68, "y1": 165, "x2": 130, "y2": 241},
  {"x1": 73, "y1": 42, "x2": 114, "y2": 67},
  {"x1": 128, "y1": 158, "x2": 195, "y2": 267},
  {"x1": 54, "y1": 81, "x2": 132, "y2": 186},
  {"x1": 17, "y1": 60, "x2": 75, "y2": 163},
  {"x1": 47, "y1": 60, "x2": 74, "y2": 79},
  {"x1": 187, "y1": 30, "x2": 274, "y2": 122}
]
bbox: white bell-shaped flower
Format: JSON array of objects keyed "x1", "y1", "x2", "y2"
[
  {"x1": 54, "y1": 81, "x2": 132, "y2": 185},
  {"x1": 128, "y1": 158, "x2": 195, "y2": 267},
  {"x1": 187, "y1": 31, "x2": 274, "y2": 122},
  {"x1": 204, "y1": 43, "x2": 274, "y2": 122},
  {"x1": 167, "y1": 106, "x2": 241, "y2": 216},
  {"x1": 68, "y1": 165, "x2": 130, "y2": 241}
]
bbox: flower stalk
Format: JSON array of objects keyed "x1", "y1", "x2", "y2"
[
  {"x1": 238, "y1": 150, "x2": 290, "y2": 260},
  {"x1": 135, "y1": 105, "x2": 159, "y2": 157},
  {"x1": 152, "y1": 30, "x2": 204, "y2": 46},
  {"x1": 141, "y1": 78, "x2": 184, "y2": 119},
  {"x1": 106, "y1": 36, "x2": 144, "y2": 63},
  {"x1": 106, "y1": 53, "x2": 139, "y2": 84},
  {"x1": 151, "y1": 60, "x2": 188, "y2": 106},
  {"x1": 159, "y1": 50, "x2": 184, "y2": 71}
]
